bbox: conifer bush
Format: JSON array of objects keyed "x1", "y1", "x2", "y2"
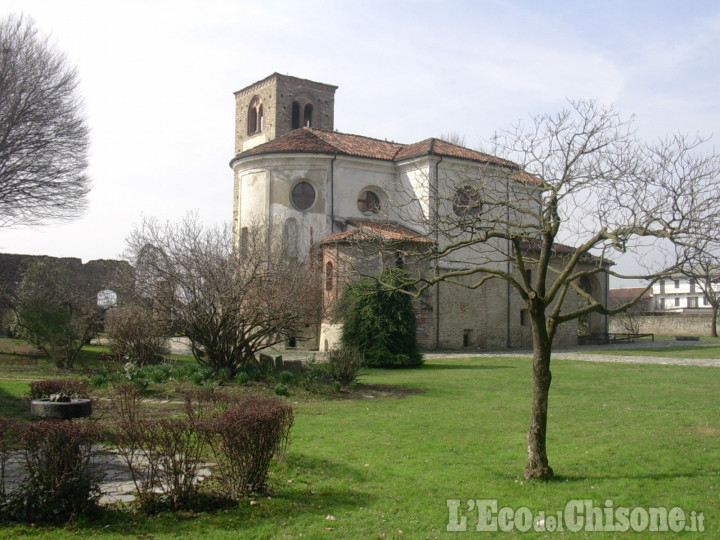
[{"x1": 341, "y1": 268, "x2": 423, "y2": 368}]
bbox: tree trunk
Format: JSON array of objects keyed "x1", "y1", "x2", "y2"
[
  {"x1": 524, "y1": 312, "x2": 554, "y2": 480},
  {"x1": 712, "y1": 307, "x2": 718, "y2": 338}
]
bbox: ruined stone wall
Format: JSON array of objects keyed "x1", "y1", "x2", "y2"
[{"x1": 0, "y1": 253, "x2": 132, "y2": 332}]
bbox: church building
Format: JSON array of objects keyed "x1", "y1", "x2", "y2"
[{"x1": 229, "y1": 73, "x2": 608, "y2": 351}]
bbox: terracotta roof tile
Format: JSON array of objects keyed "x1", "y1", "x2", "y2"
[
  {"x1": 232, "y1": 129, "x2": 530, "y2": 175},
  {"x1": 321, "y1": 220, "x2": 432, "y2": 245}
]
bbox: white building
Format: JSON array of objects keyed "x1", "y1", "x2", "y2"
[{"x1": 652, "y1": 276, "x2": 715, "y2": 312}]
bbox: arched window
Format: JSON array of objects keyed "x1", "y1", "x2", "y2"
[
  {"x1": 453, "y1": 186, "x2": 482, "y2": 217},
  {"x1": 247, "y1": 96, "x2": 262, "y2": 135},
  {"x1": 97, "y1": 289, "x2": 117, "y2": 308},
  {"x1": 357, "y1": 190, "x2": 381, "y2": 213},
  {"x1": 325, "y1": 261, "x2": 334, "y2": 291},
  {"x1": 291, "y1": 101, "x2": 301, "y2": 129},
  {"x1": 304, "y1": 104, "x2": 313, "y2": 127},
  {"x1": 291, "y1": 181, "x2": 315, "y2": 210}
]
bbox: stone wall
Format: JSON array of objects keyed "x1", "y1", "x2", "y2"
[
  {"x1": 609, "y1": 313, "x2": 715, "y2": 336},
  {"x1": 0, "y1": 253, "x2": 132, "y2": 331}
]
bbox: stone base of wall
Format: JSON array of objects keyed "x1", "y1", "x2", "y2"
[{"x1": 609, "y1": 313, "x2": 716, "y2": 336}]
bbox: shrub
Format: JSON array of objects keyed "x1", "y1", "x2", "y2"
[
  {"x1": 105, "y1": 304, "x2": 170, "y2": 366},
  {"x1": 89, "y1": 371, "x2": 108, "y2": 388},
  {"x1": 273, "y1": 383, "x2": 288, "y2": 396},
  {"x1": 327, "y1": 345, "x2": 365, "y2": 387},
  {"x1": 277, "y1": 371, "x2": 294, "y2": 385},
  {"x1": 112, "y1": 393, "x2": 211, "y2": 512},
  {"x1": 28, "y1": 378, "x2": 89, "y2": 400},
  {"x1": 235, "y1": 371, "x2": 250, "y2": 385},
  {"x1": 302, "y1": 357, "x2": 329, "y2": 393},
  {"x1": 341, "y1": 268, "x2": 423, "y2": 368},
  {"x1": 208, "y1": 398, "x2": 293, "y2": 498},
  {"x1": 183, "y1": 389, "x2": 239, "y2": 420},
  {"x1": 11, "y1": 261, "x2": 105, "y2": 370},
  {"x1": 1, "y1": 420, "x2": 101, "y2": 522}
]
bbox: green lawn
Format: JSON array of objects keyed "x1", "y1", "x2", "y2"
[
  {"x1": 597, "y1": 345, "x2": 720, "y2": 359},
  {"x1": 0, "y1": 351, "x2": 718, "y2": 538}
]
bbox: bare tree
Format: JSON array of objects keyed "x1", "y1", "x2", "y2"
[
  {"x1": 125, "y1": 214, "x2": 322, "y2": 374},
  {"x1": 0, "y1": 15, "x2": 90, "y2": 227},
  {"x1": 680, "y1": 243, "x2": 720, "y2": 337},
  {"x1": 390, "y1": 100, "x2": 720, "y2": 479}
]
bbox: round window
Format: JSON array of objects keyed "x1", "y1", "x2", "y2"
[
  {"x1": 291, "y1": 181, "x2": 316, "y2": 210},
  {"x1": 357, "y1": 190, "x2": 381, "y2": 214},
  {"x1": 453, "y1": 186, "x2": 482, "y2": 217}
]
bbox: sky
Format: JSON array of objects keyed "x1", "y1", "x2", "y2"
[{"x1": 1, "y1": 0, "x2": 720, "y2": 279}]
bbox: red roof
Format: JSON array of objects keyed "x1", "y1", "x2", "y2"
[
  {"x1": 321, "y1": 220, "x2": 432, "y2": 245},
  {"x1": 232, "y1": 128, "x2": 523, "y2": 171},
  {"x1": 609, "y1": 287, "x2": 651, "y2": 301}
]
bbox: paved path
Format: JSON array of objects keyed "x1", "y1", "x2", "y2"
[{"x1": 423, "y1": 339, "x2": 720, "y2": 367}]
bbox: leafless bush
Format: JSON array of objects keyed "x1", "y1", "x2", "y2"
[
  {"x1": 28, "y1": 378, "x2": 89, "y2": 400},
  {"x1": 327, "y1": 345, "x2": 365, "y2": 387},
  {"x1": 2, "y1": 420, "x2": 102, "y2": 522},
  {"x1": 105, "y1": 304, "x2": 170, "y2": 366},
  {"x1": 207, "y1": 398, "x2": 294, "y2": 498}
]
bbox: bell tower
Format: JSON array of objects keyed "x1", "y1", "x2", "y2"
[{"x1": 233, "y1": 73, "x2": 338, "y2": 154}]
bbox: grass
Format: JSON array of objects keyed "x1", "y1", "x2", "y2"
[
  {"x1": 593, "y1": 345, "x2": 720, "y2": 359},
  {"x1": 0, "y1": 343, "x2": 718, "y2": 538}
]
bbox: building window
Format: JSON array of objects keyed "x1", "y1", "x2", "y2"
[
  {"x1": 688, "y1": 297, "x2": 698, "y2": 308},
  {"x1": 304, "y1": 104, "x2": 313, "y2": 127},
  {"x1": 247, "y1": 96, "x2": 263, "y2": 135},
  {"x1": 453, "y1": 186, "x2": 482, "y2": 217},
  {"x1": 689, "y1": 278, "x2": 696, "y2": 293},
  {"x1": 674, "y1": 297, "x2": 680, "y2": 307},
  {"x1": 659, "y1": 279, "x2": 665, "y2": 294},
  {"x1": 674, "y1": 279, "x2": 680, "y2": 288},
  {"x1": 394, "y1": 251, "x2": 404, "y2": 269},
  {"x1": 520, "y1": 309, "x2": 529, "y2": 326},
  {"x1": 463, "y1": 330, "x2": 472, "y2": 347},
  {"x1": 659, "y1": 298, "x2": 665, "y2": 309},
  {"x1": 325, "y1": 261, "x2": 334, "y2": 291},
  {"x1": 291, "y1": 181, "x2": 315, "y2": 210},
  {"x1": 357, "y1": 190, "x2": 381, "y2": 213},
  {"x1": 291, "y1": 101, "x2": 301, "y2": 129}
]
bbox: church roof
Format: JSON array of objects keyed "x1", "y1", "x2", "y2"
[
  {"x1": 320, "y1": 220, "x2": 433, "y2": 246},
  {"x1": 231, "y1": 128, "x2": 524, "y2": 171}
]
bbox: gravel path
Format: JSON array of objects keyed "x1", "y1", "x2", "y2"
[{"x1": 423, "y1": 339, "x2": 720, "y2": 367}]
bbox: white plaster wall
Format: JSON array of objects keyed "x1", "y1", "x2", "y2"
[{"x1": 319, "y1": 323, "x2": 343, "y2": 352}]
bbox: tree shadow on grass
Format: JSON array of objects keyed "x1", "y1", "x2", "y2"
[
  {"x1": 85, "y1": 453, "x2": 373, "y2": 537},
  {"x1": 549, "y1": 470, "x2": 719, "y2": 483},
  {"x1": 0, "y1": 385, "x2": 30, "y2": 420},
  {"x1": 420, "y1": 363, "x2": 517, "y2": 371}
]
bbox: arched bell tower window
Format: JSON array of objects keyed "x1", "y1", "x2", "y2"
[
  {"x1": 247, "y1": 96, "x2": 263, "y2": 135},
  {"x1": 304, "y1": 104, "x2": 313, "y2": 127},
  {"x1": 291, "y1": 101, "x2": 301, "y2": 129}
]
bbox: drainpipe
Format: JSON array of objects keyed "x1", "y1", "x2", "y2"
[{"x1": 434, "y1": 154, "x2": 443, "y2": 349}]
